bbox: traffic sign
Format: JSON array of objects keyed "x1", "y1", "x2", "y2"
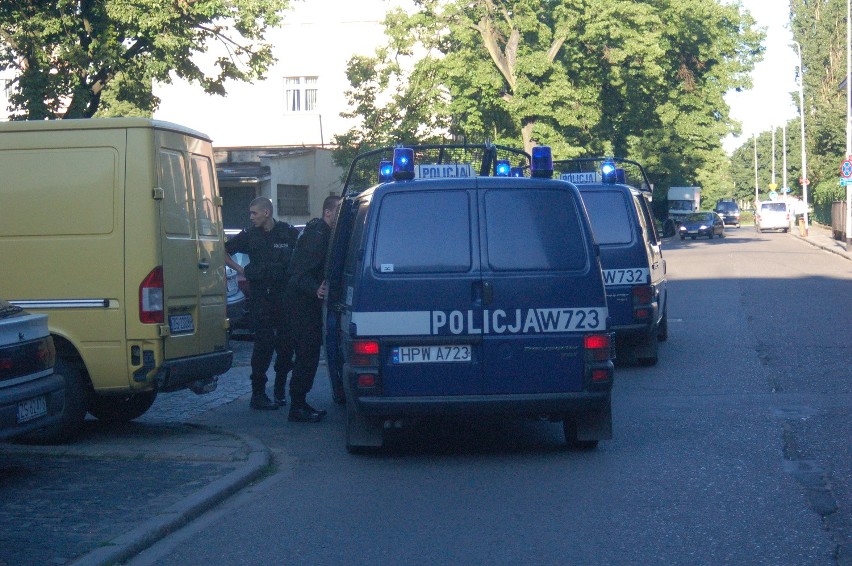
[
  {"x1": 768, "y1": 182, "x2": 778, "y2": 190},
  {"x1": 841, "y1": 159, "x2": 852, "y2": 179}
]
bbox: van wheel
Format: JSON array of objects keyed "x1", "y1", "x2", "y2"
[
  {"x1": 657, "y1": 308, "x2": 668, "y2": 342},
  {"x1": 88, "y1": 390, "x2": 157, "y2": 423},
  {"x1": 345, "y1": 401, "x2": 383, "y2": 454},
  {"x1": 18, "y1": 358, "x2": 88, "y2": 444},
  {"x1": 636, "y1": 333, "x2": 659, "y2": 366},
  {"x1": 562, "y1": 419, "x2": 599, "y2": 450}
]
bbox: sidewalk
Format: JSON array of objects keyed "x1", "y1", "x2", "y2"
[
  {"x1": 789, "y1": 220, "x2": 852, "y2": 262},
  {"x1": 0, "y1": 349, "x2": 267, "y2": 566}
]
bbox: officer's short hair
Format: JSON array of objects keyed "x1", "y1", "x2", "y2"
[
  {"x1": 322, "y1": 195, "x2": 341, "y2": 214},
  {"x1": 250, "y1": 197, "x2": 274, "y2": 214}
]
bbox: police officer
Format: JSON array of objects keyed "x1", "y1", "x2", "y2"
[
  {"x1": 225, "y1": 197, "x2": 300, "y2": 410},
  {"x1": 285, "y1": 195, "x2": 341, "y2": 422}
]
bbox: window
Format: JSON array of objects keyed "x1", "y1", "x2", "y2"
[
  {"x1": 484, "y1": 188, "x2": 586, "y2": 271},
  {"x1": 277, "y1": 184, "x2": 310, "y2": 215},
  {"x1": 373, "y1": 191, "x2": 472, "y2": 273},
  {"x1": 284, "y1": 76, "x2": 318, "y2": 113},
  {"x1": 580, "y1": 191, "x2": 634, "y2": 245}
]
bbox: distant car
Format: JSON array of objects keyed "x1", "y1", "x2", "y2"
[
  {"x1": 755, "y1": 201, "x2": 790, "y2": 232},
  {"x1": 714, "y1": 200, "x2": 741, "y2": 227},
  {"x1": 0, "y1": 299, "x2": 65, "y2": 441},
  {"x1": 679, "y1": 212, "x2": 725, "y2": 240}
]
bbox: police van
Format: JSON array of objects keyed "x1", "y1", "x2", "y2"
[
  {"x1": 0, "y1": 118, "x2": 232, "y2": 442},
  {"x1": 554, "y1": 157, "x2": 667, "y2": 365},
  {"x1": 324, "y1": 144, "x2": 614, "y2": 452}
]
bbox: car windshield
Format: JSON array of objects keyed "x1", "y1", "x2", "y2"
[
  {"x1": 685, "y1": 213, "x2": 712, "y2": 222},
  {"x1": 716, "y1": 202, "x2": 737, "y2": 212}
]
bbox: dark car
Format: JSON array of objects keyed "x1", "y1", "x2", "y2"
[
  {"x1": 0, "y1": 299, "x2": 65, "y2": 441},
  {"x1": 679, "y1": 212, "x2": 725, "y2": 240},
  {"x1": 714, "y1": 200, "x2": 741, "y2": 227}
]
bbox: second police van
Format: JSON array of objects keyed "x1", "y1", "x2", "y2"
[
  {"x1": 324, "y1": 144, "x2": 614, "y2": 452},
  {"x1": 554, "y1": 157, "x2": 668, "y2": 366}
]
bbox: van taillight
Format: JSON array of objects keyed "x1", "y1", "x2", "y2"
[
  {"x1": 139, "y1": 266, "x2": 164, "y2": 324},
  {"x1": 351, "y1": 340, "x2": 379, "y2": 367},
  {"x1": 632, "y1": 285, "x2": 653, "y2": 321},
  {"x1": 584, "y1": 334, "x2": 611, "y2": 362}
]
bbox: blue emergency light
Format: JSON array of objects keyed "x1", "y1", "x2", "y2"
[
  {"x1": 530, "y1": 146, "x2": 553, "y2": 178},
  {"x1": 601, "y1": 160, "x2": 617, "y2": 184},
  {"x1": 495, "y1": 160, "x2": 511, "y2": 176},
  {"x1": 378, "y1": 160, "x2": 393, "y2": 182},
  {"x1": 510, "y1": 166, "x2": 525, "y2": 177},
  {"x1": 392, "y1": 147, "x2": 415, "y2": 180}
]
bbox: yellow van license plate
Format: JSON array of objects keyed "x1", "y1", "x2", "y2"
[
  {"x1": 169, "y1": 314, "x2": 195, "y2": 334},
  {"x1": 17, "y1": 396, "x2": 47, "y2": 423}
]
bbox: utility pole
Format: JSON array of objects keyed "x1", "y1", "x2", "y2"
[
  {"x1": 846, "y1": 0, "x2": 851, "y2": 247},
  {"x1": 753, "y1": 133, "x2": 759, "y2": 205},
  {"x1": 793, "y1": 41, "x2": 809, "y2": 236},
  {"x1": 783, "y1": 123, "x2": 788, "y2": 195}
]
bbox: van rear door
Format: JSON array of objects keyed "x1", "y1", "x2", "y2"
[
  {"x1": 156, "y1": 131, "x2": 226, "y2": 359},
  {"x1": 478, "y1": 180, "x2": 602, "y2": 394},
  {"x1": 357, "y1": 185, "x2": 483, "y2": 396}
]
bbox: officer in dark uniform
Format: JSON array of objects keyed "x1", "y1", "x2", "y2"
[
  {"x1": 225, "y1": 197, "x2": 301, "y2": 410},
  {"x1": 285, "y1": 195, "x2": 341, "y2": 422}
]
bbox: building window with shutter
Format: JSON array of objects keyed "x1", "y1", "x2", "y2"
[
  {"x1": 277, "y1": 184, "x2": 310, "y2": 215},
  {"x1": 284, "y1": 76, "x2": 318, "y2": 113}
]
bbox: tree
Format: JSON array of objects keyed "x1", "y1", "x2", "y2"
[
  {"x1": 333, "y1": 0, "x2": 763, "y2": 196},
  {"x1": 0, "y1": 0, "x2": 290, "y2": 119},
  {"x1": 790, "y1": 0, "x2": 847, "y2": 214}
]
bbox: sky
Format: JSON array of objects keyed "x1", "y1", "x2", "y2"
[{"x1": 723, "y1": 0, "x2": 799, "y2": 154}]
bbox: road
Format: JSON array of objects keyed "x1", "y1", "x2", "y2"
[{"x1": 118, "y1": 226, "x2": 851, "y2": 566}]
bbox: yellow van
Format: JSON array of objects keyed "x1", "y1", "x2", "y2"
[{"x1": 0, "y1": 118, "x2": 233, "y2": 442}]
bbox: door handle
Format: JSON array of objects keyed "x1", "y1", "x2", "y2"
[{"x1": 473, "y1": 281, "x2": 494, "y2": 306}]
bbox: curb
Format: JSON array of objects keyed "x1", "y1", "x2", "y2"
[
  {"x1": 68, "y1": 429, "x2": 271, "y2": 566},
  {"x1": 789, "y1": 227, "x2": 852, "y2": 262}
]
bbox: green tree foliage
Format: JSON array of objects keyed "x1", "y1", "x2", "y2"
[
  {"x1": 332, "y1": 0, "x2": 763, "y2": 197},
  {"x1": 0, "y1": 0, "x2": 290, "y2": 119},
  {"x1": 790, "y1": 0, "x2": 847, "y2": 212}
]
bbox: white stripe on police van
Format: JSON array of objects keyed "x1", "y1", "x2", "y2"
[
  {"x1": 602, "y1": 268, "x2": 650, "y2": 286},
  {"x1": 351, "y1": 311, "x2": 432, "y2": 336},
  {"x1": 351, "y1": 308, "x2": 607, "y2": 336}
]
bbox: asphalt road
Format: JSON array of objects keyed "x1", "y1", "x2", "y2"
[{"x1": 121, "y1": 226, "x2": 852, "y2": 566}]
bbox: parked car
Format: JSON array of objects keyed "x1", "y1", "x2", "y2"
[
  {"x1": 714, "y1": 199, "x2": 741, "y2": 227},
  {"x1": 0, "y1": 299, "x2": 65, "y2": 441},
  {"x1": 755, "y1": 201, "x2": 790, "y2": 232},
  {"x1": 679, "y1": 212, "x2": 725, "y2": 240}
]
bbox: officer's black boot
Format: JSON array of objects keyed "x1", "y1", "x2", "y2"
[
  {"x1": 250, "y1": 376, "x2": 278, "y2": 411},
  {"x1": 288, "y1": 393, "x2": 322, "y2": 422}
]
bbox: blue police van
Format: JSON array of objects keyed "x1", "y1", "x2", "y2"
[
  {"x1": 325, "y1": 144, "x2": 614, "y2": 452},
  {"x1": 553, "y1": 157, "x2": 667, "y2": 365}
]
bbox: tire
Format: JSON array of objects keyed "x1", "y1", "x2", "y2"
[
  {"x1": 563, "y1": 419, "x2": 599, "y2": 450},
  {"x1": 636, "y1": 333, "x2": 659, "y2": 366},
  {"x1": 708, "y1": 232, "x2": 713, "y2": 239},
  {"x1": 657, "y1": 307, "x2": 668, "y2": 342},
  {"x1": 18, "y1": 358, "x2": 88, "y2": 444},
  {"x1": 87, "y1": 390, "x2": 157, "y2": 423}
]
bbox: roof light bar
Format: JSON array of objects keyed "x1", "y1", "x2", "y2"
[
  {"x1": 510, "y1": 166, "x2": 525, "y2": 177},
  {"x1": 601, "y1": 160, "x2": 617, "y2": 184},
  {"x1": 392, "y1": 147, "x2": 415, "y2": 181},
  {"x1": 378, "y1": 160, "x2": 393, "y2": 182},
  {"x1": 530, "y1": 146, "x2": 553, "y2": 178},
  {"x1": 495, "y1": 160, "x2": 511, "y2": 176}
]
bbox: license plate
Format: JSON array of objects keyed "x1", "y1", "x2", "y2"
[
  {"x1": 392, "y1": 345, "x2": 471, "y2": 364},
  {"x1": 17, "y1": 396, "x2": 47, "y2": 423},
  {"x1": 169, "y1": 313, "x2": 195, "y2": 334}
]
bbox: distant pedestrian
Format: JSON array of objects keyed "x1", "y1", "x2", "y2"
[
  {"x1": 225, "y1": 197, "x2": 300, "y2": 410},
  {"x1": 285, "y1": 195, "x2": 341, "y2": 422}
]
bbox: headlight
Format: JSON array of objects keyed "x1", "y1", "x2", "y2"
[{"x1": 700, "y1": 225, "x2": 708, "y2": 230}]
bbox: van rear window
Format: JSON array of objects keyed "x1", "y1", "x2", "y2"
[
  {"x1": 761, "y1": 203, "x2": 787, "y2": 212},
  {"x1": 578, "y1": 191, "x2": 633, "y2": 245},
  {"x1": 483, "y1": 188, "x2": 586, "y2": 271},
  {"x1": 373, "y1": 190, "x2": 472, "y2": 273}
]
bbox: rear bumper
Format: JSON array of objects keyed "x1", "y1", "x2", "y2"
[
  {"x1": 0, "y1": 373, "x2": 65, "y2": 441},
  {"x1": 351, "y1": 390, "x2": 611, "y2": 418},
  {"x1": 155, "y1": 350, "x2": 233, "y2": 392}
]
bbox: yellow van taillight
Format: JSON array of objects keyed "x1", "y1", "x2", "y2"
[{"x1": 139, "y1": 266, "x2": 164, "y2": 324}]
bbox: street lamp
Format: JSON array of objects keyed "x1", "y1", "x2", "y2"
[{"x1": 793, "y1": 40, "x2": 809, "y2": 236}]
